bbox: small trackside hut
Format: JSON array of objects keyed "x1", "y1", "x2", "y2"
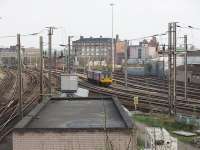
[
  {"x1": 60, "y1": 73, "x2": 78, "y2": 93},
  {"x1": 12, "y1": 96, "x2": 136, "y2": 150}
]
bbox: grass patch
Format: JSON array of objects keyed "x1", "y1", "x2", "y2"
[
  {"x1": 137, "y1": 136, "x2": 145, "y2": 150},
  {"x1": 134, "y1": 114, "x2": 197, "y2": 144}
]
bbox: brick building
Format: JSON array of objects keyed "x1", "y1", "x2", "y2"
[
  {"x1": 13, "y1": 97, "x2": 135, "y2": 150},
  {"x1": 0, "y1": 46, "x2": 17, "y2": 67},
  {"x1": 115, "y1": 37, "x2": 126, "y2": 65},
  {"x1": 0, "y1": 46, "x2": 41, "y2": 68},
  {"x1": 125, "y1": 37, "x2": 162, "y2": 76},
  {"x1": 176, "y1": 64, "x2": 200, "y2": 84},
  {"x1": 23, "y1": 47, "x2": 40, "y2": 67},
  {"x1": 128, "y1": 37, "x2": 159, "y2": 64},
  {"x1": 73, "y1": 36, "x2": 112, "y2": 67}
]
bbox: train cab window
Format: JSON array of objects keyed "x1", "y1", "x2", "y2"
[
  {"x1": 108, "y1": 72, "x2": 111, "y2": 78},
  {"x1": 102, "y1": 72, "x2": 107, "y2": 78},
  {"x1": 100, "y1": 73, "x2": 105, "y2": 79},
  {"x1": 106, "y1": 72, "x2": 111, "y2": 78}
]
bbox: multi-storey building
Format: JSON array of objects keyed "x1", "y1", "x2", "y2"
[
  {"x1": 0, "y1": 46, "x2": 17, "y2": 66},
  {"x1": 0, "y1": 46, "x2": 41, "y2": 68},
  {"x1": 128, "y1": 37, "x2": 159, "y2": 64},
  {"x1": 115, "y1": 35, "x2": 126, "y2": 65},
  {"x1": 72, "y1": 36, "x2": 112, "y2": 67},
  {"x1": 125, "y1": 37, "x2": 163, "y2": 76},
  {"x1": 23, "y1": 47, "x2": 40, "y2": 67}
]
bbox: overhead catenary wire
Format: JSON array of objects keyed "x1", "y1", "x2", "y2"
[
  {"x1": 127, "y1": 23, "x2": 199, "y2": 47},
  {"x1": 0, "y1": 29, "x2": 47, "y2": 39},
  {"x1": 177, "y1": 24, "x2": 200, "y2": 49},
  {"x1": 21, "y1": 29, "x2": 47, "y2": 37},
  {"x1": 128, "y1": 32, "x2": 168, "y2": 42},
  {"x1": 0, "y1": 35, "x2": 16, "y2": 39},
  {"x1": 177, "y1": 22, "x2": 200, "y2": 30}
]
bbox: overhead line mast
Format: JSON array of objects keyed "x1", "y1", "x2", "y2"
[{"x1": 46, "y1": 26, "x2": 56, "y2": 96}]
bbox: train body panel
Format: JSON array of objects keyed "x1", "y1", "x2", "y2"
[
  {"x1": 87, "y1": 70, "x2": 94, "y2": 80},
  {"x1": 93, "y1": 71, "x2": 101, "y2": 81}
]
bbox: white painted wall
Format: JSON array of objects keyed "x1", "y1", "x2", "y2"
[
  {"x1": 129, "y1": 45, "x2": 158, "y2": 60},
  {"x1": 13, "y1": 131, "x2": 136, "y2": 150}
]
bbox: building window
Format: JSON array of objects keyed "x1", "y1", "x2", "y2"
[{"x1": 138, "y1": 48, "x2": 142, "y2": 59}]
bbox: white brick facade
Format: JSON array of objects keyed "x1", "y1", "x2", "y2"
[{"x1": 13, "y1": 131, "x2": 136, "y2": 150}]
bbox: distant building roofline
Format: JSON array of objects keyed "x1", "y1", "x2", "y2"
[{"x1": 73, "y1": 37, "x2": 112, "y2": 43}]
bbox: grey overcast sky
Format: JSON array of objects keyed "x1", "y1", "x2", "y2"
[{"x1": 0, "y1": 0, "x2": 199, "y2": 49}]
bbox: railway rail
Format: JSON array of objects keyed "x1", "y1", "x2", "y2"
[
  {"x1": 113, "y1": 76, "x2": 200, "y2": 102},
  {"x1": 0, "y1": 68, "x2": 48, "y2": 142},
  {"x1": 52, "y1": 69, "x2": 200, "y2": 116},
  {"x1": 0, "y1": 69, "x2": 16, "y2": 100},
  {"x1": 113, "y1": 73, "x2": 200, "y2": 99},
  {"x1": 1, "y1": 68, "x2": 198, "y2": 143},
  {"x1": 79, "y1": 78, "x2": 200, "y2": 116}
]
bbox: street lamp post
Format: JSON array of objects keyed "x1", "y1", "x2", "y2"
[
  {"x1": 60, "y1": 35, "x2": 74, "y2": 74},
  {"x1": 59, "y1": 44, "x2": 68, "y2": 73},
  {"x1": 68, "y1": 36, "x2": 74, "y2": 74},
  {"x1": 110, "y1": 3, "x2": 115, "y2": 73}
]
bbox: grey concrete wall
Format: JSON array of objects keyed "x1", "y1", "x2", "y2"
[
  {"x1": 176, "y1": 70, "x2": 192, "y2": 83},
  {"x1": 191, "y1": 75, "x2": 200, "y2": 83},
  {"x1": 127, "y1": 67, "x2": 145, "y2": 76}
]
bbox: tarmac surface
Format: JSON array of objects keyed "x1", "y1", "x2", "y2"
[{"x1": 27, "y1": 99, "x2": 126, "y2": 129}]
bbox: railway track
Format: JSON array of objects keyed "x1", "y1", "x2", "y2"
[
  {"x1": 113, "y1": 77, "x2": 200, "y2": 104},
  {"x1": 0, "y1": 68, "x2": 48, "y2": 142},
  {"x1": 0, "y1": 68, "x2": 197, "y2": 147},
  {"x1": 113, "y1": 73, "x2": 200, "y2": 100},
  {"x1": 0, "y1": 69, "x2": 16, "y2": 100},
  {"x1": 52, "y1": 69, "x2": 200, "y2": 115},
  {"x1": 79, "y1": 79, "x2": 200, "y2": 115},
  {"x1": 113, "y1": 71, "x2": 200, "y2": 90}
]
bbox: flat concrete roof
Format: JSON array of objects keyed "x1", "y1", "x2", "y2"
[{"x1": 15, "y1": 97, "x2": 133, "y2": 131}]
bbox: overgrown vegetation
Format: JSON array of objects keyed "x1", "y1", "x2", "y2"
[
  {"x1": 134, "y1": 114, "x2": 197, "y2": 143},
  {"x1": 137, "y1": 136, "x2": 145, "y2": 150}
]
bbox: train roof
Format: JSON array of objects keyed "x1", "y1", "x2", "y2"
[{"x1": 87, "y1": 70, "x2": 110, "y2": 73}]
